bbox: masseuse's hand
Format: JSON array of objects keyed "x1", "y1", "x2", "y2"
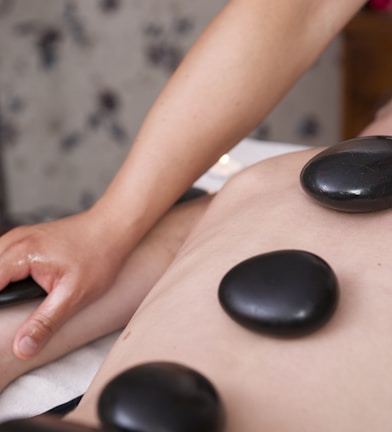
[
  {"x1": 0, "y1": 210, "x2": 128, "y2": 360},
  {"x1": 360, "y1": 97, "x2": 392, "y2": 136}
]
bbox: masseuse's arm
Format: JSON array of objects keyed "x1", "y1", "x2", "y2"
[
  {"x1": 0, "y1": 0, "x2": 366, "y2": 360},
  {"x1": 98, "y1": 0, "x2": 368, "y2": 238}
]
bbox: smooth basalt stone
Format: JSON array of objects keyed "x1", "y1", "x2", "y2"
[
  {"x1": 0, "y1": 277, "x2": 46, "y2": 308},
  {"x1": 218, "y1": 250, "x2": 338, "y2": 337},
  {"x1": 45, "y1": 395, "x2": 83, "y2": 416},
  {"x1": 175, "y1": 187, "x2": 208, "y2": 205},
  {"x1": 300, "y1": 135, "x2": 392, "y2": 212},
  {"x1": 98, "y1": 362, "x2": 225, "y2": 432},
  {"x1": 0, "y1": 416, "x2": 102, "y2": 431}
]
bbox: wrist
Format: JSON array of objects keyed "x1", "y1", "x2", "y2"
[{"x1": 88, "y1": 193, "x2": 148, "y2": 257}]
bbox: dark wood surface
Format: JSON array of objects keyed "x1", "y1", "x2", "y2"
[{"x1": 343, "y1": 11, "x2": 392, "y2": 138}]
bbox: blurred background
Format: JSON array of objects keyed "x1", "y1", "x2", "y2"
[{"x1": 0, "y1": 0, "x2": 391, "y2": 220}]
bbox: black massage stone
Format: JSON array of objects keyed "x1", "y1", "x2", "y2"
[
  {"x1": 300, "y1": 135, "x2": 392, "y2": 212},
  {"x1": 98, "y1": 361, "x2": 225, "y2": 432},
  {"x1": 218, "y1": 250, "x2": 338, "y2": 337},
  {"x1": 0, "y1": 416, "x2": 102, "y2": 431},
  {"x1": 175, "y1": 187, "x2": 208, "y2": 205},
  {"x1": 0, "y1": 277, "x2": 46, "y2": 308}
]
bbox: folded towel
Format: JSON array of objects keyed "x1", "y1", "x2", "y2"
[{"x1": 0, "y1": 332, "x2": 120, "y2": 421}]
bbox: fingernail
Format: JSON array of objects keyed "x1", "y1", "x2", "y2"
[{"x1": 17, "y1": 336, "x2": 39, "y2": 358}]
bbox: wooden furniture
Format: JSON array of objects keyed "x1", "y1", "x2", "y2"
[{"x1": 343, "y1": 10, "x2": 392, "y2": 138}]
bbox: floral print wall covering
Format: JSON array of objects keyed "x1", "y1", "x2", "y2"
[
  {"x1": 253, "y1": 36, "x2": 342, "y2": 146},
  {"x1": 0, "y1": 0, "x2": 341, "y2": 218}
]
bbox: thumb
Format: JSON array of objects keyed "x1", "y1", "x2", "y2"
[{"x1": 13, "y1": 282, "x2": 77, "y2": 360}]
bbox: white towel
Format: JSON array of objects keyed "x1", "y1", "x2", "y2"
[{"x1": 0, "y1": 332, "x2": 120, "y2": 421}]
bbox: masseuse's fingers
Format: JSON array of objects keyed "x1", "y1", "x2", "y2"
[
  {"x1": 0, "y1": 213, "x2": 126, "y2": 359},
  {"x1": 12, "y1": 274, "x2": 81, "y2": 359},
  {"x1": 360, "y1": 97, "x2": 392, "y2": 136},
  {"x1": 375, "y1": 97, "x2": 392, "y2": 120}
]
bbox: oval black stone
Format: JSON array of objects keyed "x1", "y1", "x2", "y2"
[
  {"x1": 300, "y1": 135, "x2": 392, "y2": 212},
  {"x1": 98, "y1": 362, "x2": 225, "y2": 432},
  {"x1": 175, "y1": 187, "x2": 208, "y2": 205},
  {"x1": 218, "y1": 250, "x2": 338, "y2": 337},
  {"x1": 0, "y1": 277, "x2": 46, "y2": 308}
]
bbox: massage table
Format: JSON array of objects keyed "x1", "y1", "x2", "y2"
[{"x1": 0, "y1": 138, "x2": 309, "y2": 421}]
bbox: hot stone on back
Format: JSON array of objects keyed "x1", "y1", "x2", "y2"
[
  {"x1": 218, "y1": 250, "x2": 338, "y2": 337},
  {"x1": 98, "y1": 361, "x2": 225, "y2": 432},
  {"x1": 300, "y1": 136, "x2": 392, "y2": 212}
]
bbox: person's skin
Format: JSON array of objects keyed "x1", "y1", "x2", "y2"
[
  {"x1": 0, "y1": 98, "x2": 390, "y2": 419},
  {"x1": 63, "y1": 143, "x2": 392, "y2": 431},
  {"x1": 0, "y1": 195, "x2": 211, "y2": 392},
  {"x1": 360, "y1": 98, "x2": 392, "y2": 136},
  {"x1": 0, "y1": 0, "x2": 367, "y2": 360}
]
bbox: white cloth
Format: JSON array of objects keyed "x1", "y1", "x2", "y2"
[{"x1": 0, "y1": 138, "x2": 310, "y2": 421}]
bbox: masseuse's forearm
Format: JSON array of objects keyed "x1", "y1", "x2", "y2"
[{"x1": 94, "y1": 0, "x2": 366, "y2": 248}]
